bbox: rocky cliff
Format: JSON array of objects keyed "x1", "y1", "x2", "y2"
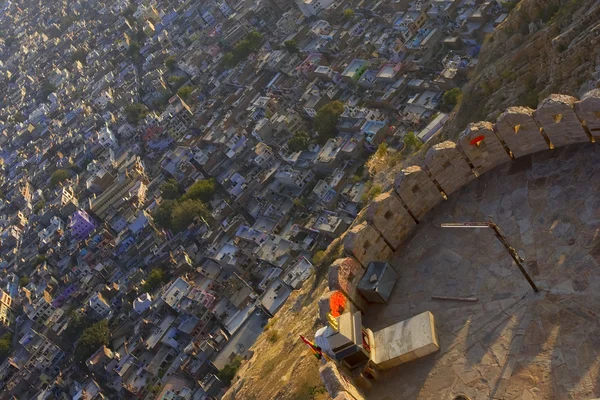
[{"x1": 446, "y1": 0, "x2": 600, "y2": 136}]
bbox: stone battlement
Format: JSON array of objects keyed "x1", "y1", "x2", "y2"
[{"x1": 320, "y1": 90, "x2": 600, "y2": 399}]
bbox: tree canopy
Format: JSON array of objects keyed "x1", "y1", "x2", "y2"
[
  {"x1": 143, "y1": 268, "x2": 166, "y2": 293},
  {"x1": 160, "y1": 179, "x2": 181, "y2": 200},
  {"x1": 181, "y1": 179, "x2": 216, "y2": 203},
  {"x1": 72, "y1": 48, "x2": 88, "y2": 65},
  {"x1": 314, "y1": 100, "x2": 345, "y2": 144},
  {"x1": 343, "y1": 9, "x2": 355, "y2": 19},
  {"x1": 177, "y1": 86, "x2": 193, "y2": 101},
  {"x1": 403, "y1": 131, "x2": 422, "y2": 152},
  {"x1": 217, "y1": 356, "x2": 243, "y2": 386},
  {"x1": 0, "y1": 333, "x2": 12, "y2": 361},
  {"x1": 152, "y1": 199, "x2": 178, "y2": 229},
  {"x1": 288, "y1": 131, "x2": 311, "y2": 153},
  {"x1": 284, "y1": 40, "x2": 300, "y2": 54},
  {"x1": 125, "y1": 103, "x2": 148, "y2": 125},
  {"x1": 165, "y1": 56, "x2": 177, "y2": 71},
  {"x1": 50, "y1": 169, "x2": 71, "y2": 186},
  {"x1": 171, "y1": 199, "x2": 209, "y2": 232},
  {"x1": 41, "y1": 81, "x2": 57, "y2": 98},
  {"x1": 442, "y1": 88, "x2": 462, "y2": 109},
  {"x1": 75, "y1": 320, "x2": 110, "y2": 362},
  {"x1": 223, "y1": 31, "x2": 264, "y2": 68}
]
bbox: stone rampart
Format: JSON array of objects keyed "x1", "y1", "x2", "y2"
[
  {"x1": 495, "y1": 106, "x2": 549, "y2": 158},
  {"x1": 424, "y1": 141, "x2": 476, "y2": 196},
  {"x1": 459, "y1": 121, "x2": 511, "y2": 175},
  {"x1": 343, "y1": 222, "x2": 393, "y2": 268},
  {"x1": 575, "y1": 89, "x2": 600, "y2": 140},
  {"x1": 534, "y1": 94, "x2": 589, "y2": 146},
  {"x1": 365, "y1": 192, "x2": 416, "y2": 251},
  {"x1": 394, "y1": 165, "x2": 444, "y2": 221}
]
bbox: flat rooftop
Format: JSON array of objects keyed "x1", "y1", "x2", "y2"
[{"x1": 365, "y1": 144, "x2": 600, "y2": 399}]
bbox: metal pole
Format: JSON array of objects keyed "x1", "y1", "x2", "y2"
[{"x1": 487, "y1": 217, "x2": 539, "y2": 292}]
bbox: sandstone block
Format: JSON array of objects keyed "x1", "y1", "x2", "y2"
[
  {"x1": 575, "y1": 89, "x2": 600, "y2": 140},
  {"x1": 495, "y1": 106, "x2": 549, "y2": 158},
  {"x1": 320, "y1": 362, "x2": 365, "y2": 400},
  {"x1": 534, "y1": 94, "x2": 589, "y2": 146},
  {"x1": 425, "y1": 141, "x2": 476, "y2": 196},
  {"x1": 459, "y1": 121, "x2": 511, "y2": 175},
  {"x1": 328, "y1": 258, "x2": 368, "y2": 312},
  {"x1": 366, "y1": 191, "x2": 416, "y2": 250},
  {"x1": 343, "y1": 222, "x2": 393, "y2": 268},
  {"x1": 394, "y1": 165, "x2": 444, "y2": 221}
]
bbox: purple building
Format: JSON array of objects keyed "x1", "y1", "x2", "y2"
[{"x1": 69, "y1": 210, "x2": 96, "y2": 240}]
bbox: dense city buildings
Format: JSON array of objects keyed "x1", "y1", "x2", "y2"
[{"x1": 0, "y1": 0, "x2": 509, "y2": 397}]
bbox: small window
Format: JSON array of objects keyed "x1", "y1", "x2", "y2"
[
  {"x1": 411, "y1": 185, "x2": 420, "y2": 194},
  {"x1": 442, "y1": 161, "x2": 451, "y2": 169},
  {"x1": 384, "y1": 210, "x2": 393, "y2": 220},
  {"x1": 363, "y1": 240, "x2": 371, "y2": 249},
  {"x1": 347, "y1": 272, "x2": 356, "y2": 284},
  {"x1": 514, "y1": 125, "x2": 521, "y2": 134},
  {"x1": 553, "y1": 114, "x2": 563, "y2": 123}
]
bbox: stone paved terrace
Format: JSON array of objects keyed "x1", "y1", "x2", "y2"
[{"x1": 363, "y1": 143, "x2": 600, "y2": 399}]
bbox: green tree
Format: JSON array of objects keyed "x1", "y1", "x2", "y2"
[
  {"x1": 0, "y1": 333, "x2": 12, "y2": 360},
  {"x1": 181, "y1": 179, "x2": 216, "y2": 203},
  {"x1": 442, "y1": 88, "x2": 462, "y2": 109},
  {"x1": 13, "y1": 111, "x2": 25, "y2": 123},
  {"x1": 64, "y1": 312, "x2": 90, "y2": 342},
  {"x1": 167, "y1": 75, "x2": 187, "y2": 90},
  {"x1": 171, "y1": 199, "x2": 209, "y2": 232},
  {"x1": 314, "y1": 100, "x2": 345, "y2": 144},
  {"x1": 72, "y1": 48, "x2": 88, "y2": 64},
  {"x1": 165, "y1": 56, "x2": 177, "y2": 71},
  {"x1": 217, "y1": 356, "x2": 243, "y2": 386},
  {"x1": 19, "y1": 276, "x2": 29, "y2": 287},
  {"x1": 152, "y1": 199, "x2": 178, "y2": 229},
  {"x1": 222, "y1": 52, "x2": 236, "y2": 68},
  {"x1": 343, "y1": 9, "x2": 355, "y2": 19},
  {"x1": 41, "y1": 81, "x2": 57, "y2": 98},
  {"x1": 128, "y1": 41, "x2": 141, "y2": 62},
  {"x1": 124, "y1": 103, "x2": 148, "y2": 125},
  {"x1": 288, "y1": 131, "x2": 311, "y2": 152},
  {"x1": 50, "y1": 169, "x2": 71, "y2": 186},
  {"x1": 376, "y1": 142, "x2": 388, "y2": 157},
  {"x1": 403, "y1": 132, "x2": 422, "y2": 152},
  {"x1": 246, "y1": 31, "x2": 263, "y2": 48},
  {"x1": 284, "y1": 40, "x2": 300, "y2": 54},
  {"x1": 177, "y1": 85, "x2": 193, "y2": 101},
  {"x1": 75, "y1": 320, "x2": 110, "y2": 362},
  {"x1": 143, "y1": 268, "x2": 166, "y2": 293},
  {"x1": 160, "y1": 179, "x2": 181, "y2": 200}
]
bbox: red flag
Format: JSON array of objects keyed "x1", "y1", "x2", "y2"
[{"x1": 299, "y1": 335, "x2": 322, "y2": 360}]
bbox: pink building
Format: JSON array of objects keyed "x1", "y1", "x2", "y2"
[{"x1": 69, "y1": 210, "x2": 96, "y2": 241}]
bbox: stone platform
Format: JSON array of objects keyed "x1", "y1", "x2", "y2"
[{"x1": 363, "y1": 144, "x2": 600, "y2": 399}]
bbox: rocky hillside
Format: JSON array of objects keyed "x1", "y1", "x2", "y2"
[{"x1": 445, "y1": 0, "x2": 600, "y2": 137}]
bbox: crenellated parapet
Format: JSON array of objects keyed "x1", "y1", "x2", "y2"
[{"x1": 365, "y1": 192, "x2": 416, "y2": 251}]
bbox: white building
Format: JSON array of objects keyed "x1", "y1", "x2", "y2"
[
  {"x1": 98, "y1": 126, "x2": 118, "y2": 150},
  {"x1": 38, "y1": 216, "x2": 64, "y2": 245},
  {"x1": 89, "y1": 293, "x2": 112, "y2": 318},
  {"x1": 133, "y1": 293, "x2": 152, "y2": 314},
  {"x1": 295, "y1": 0, "x2": 335, "y2": 17}
]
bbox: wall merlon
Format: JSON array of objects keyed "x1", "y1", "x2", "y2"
[
  {"x1": 534, "y1": 94, "x2": 589, "y2": 146},
  {"x1": 424, "y1": 140, "x2": 476, "y2": 196},
  {"x1": 575, "y1": 89, "x2": 600, "y2": 140},
  {"x1": 343, "y1": 221, "x2": 393, "y2": 268},
  {"x1": 494, "y1": 106, "x2": 549, "y2": 158},
  {"x1": 394, "y1": 165, "x2": 444, "y2": 221},
  {"x1": 328, "y1": 257, "x2": 368, "y2": 312},
  {"x1": 459, "y1": 121, "x2": 511, "y2": 175},
  {"x1": 366, "y1": 192, "x2": 416, "y2": 251}
]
